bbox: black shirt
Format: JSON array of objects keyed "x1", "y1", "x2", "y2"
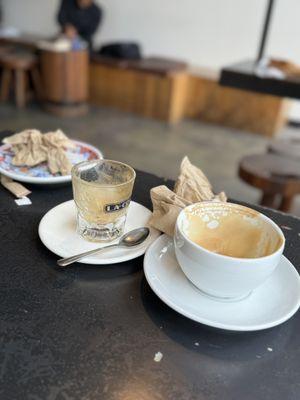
[{"x1": 57, "y1": 0, "x2": 102, "y2": 49}]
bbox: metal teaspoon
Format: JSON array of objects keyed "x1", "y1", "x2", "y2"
[{"x1": 57, "y1": 227, "x2": 150, "y2": 267}]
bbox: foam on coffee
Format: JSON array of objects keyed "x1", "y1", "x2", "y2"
[{"x1": 182, "y1": 203, "x2": 283, "y2": 259}]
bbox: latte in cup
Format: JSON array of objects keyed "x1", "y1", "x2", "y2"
[
  {"x1": 174, "y1": 202, "x2": 285, "y2": 300},
  {"x1": 184, "y1": 203, "x2": 283, "y2": 259}
]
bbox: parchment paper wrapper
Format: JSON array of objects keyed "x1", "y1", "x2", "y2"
[
  {"x1": 3, "y1": 129, "x2": 75, "y2": 176},
  {"x1": 4, "y1": 129, "x2": 46, "y2": 167},
  {"x1": 0, "y1": 175, "x2": 31, "y2": 198},
  {"x1": 47, "y1": 148, "x2": 73, "y2": 176},
  {"x1": 149, "y1": 157, "x2": 227, "y2": 236}
]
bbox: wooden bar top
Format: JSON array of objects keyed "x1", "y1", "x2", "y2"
[{"x1": 220, "y1": 59, "x2": 300, "y2": 99}]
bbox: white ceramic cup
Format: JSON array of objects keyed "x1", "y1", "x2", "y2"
[{"x1": 174, "y1": 202, "x2": 285, "y2": 301}]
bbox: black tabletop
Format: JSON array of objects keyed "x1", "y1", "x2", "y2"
[
  {"x1": 1, "y1": 168, "x2": 300, "y2": 400},
  {"x1": 220, "y1": 60, "x2": 300, "y2": 99}
]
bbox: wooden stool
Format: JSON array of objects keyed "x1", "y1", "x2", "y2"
[
  {"x1": 239, "y1": 153, "x2": 300, "y2": 212},
  {"x1": 0, "y1": 52, "x2": 42, "y2": 108},
  {"x1": 268, "y1": 137, "x2": 300, "y2": 160}
]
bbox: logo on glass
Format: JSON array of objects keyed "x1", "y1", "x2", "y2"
[{"x1": 105, "y1": 198, "x2": 131, "y2": 213}]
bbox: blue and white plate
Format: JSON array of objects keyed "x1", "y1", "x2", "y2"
[{"x1": 0, "y1": 140, "x2": 103, "y2": 185}]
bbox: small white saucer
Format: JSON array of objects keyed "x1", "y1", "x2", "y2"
[
  {"x1": 144, "y1": 235, "x2": 300, "y2": 331},
  {"x1": 39, "y1": 200, "x2": 160, "y2": 265}
]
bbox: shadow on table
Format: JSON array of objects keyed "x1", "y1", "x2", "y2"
[
  {"x1": 140, "y1": 276, "x2": 295, "y2": 362},
  {"x1": 36, "y1": 237, "x2": 143, "y2": 283}
]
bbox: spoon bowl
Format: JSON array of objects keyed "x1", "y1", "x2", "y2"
[{"x1": 121, "y1": 227, "x2": 150, "y2": 247}]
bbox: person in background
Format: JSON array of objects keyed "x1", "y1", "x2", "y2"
[{"x1": 57, "y1": 0, "x2": 102, "y2": 50}]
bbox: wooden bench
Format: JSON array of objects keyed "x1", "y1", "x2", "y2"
[
  {"x1": 184, "y1": 67, "x2": 290, "y2": 136},
  {"x1": 89, "y1": 55, "x2": 188, "y2": 123},
  {"x1": 89, "y1": 57, "x2": 289, "y2": 134}
]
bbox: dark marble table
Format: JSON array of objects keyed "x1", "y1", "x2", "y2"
[{"x1": 0, "y1": 168, "x2": 300, "y2": 400}]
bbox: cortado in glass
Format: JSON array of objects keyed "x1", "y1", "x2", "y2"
[{"x1": 72, "y1": 159, "x2": 136, "y2": 242}]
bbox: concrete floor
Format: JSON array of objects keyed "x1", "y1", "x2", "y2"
[{"x1": 0, "y1": 103, "x2": 299, "y2": 215}]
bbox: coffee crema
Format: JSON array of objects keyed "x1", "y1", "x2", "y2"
[{"x1": 183, "y1": 203, "x2": 283, "y2": 259}]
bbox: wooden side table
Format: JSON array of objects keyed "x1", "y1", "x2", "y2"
[
  {"x1": 40, "y1": 49, "x2": 89, "y2": 117},
  {"x1": 239, "y1": 153, "x2": 300, "y2": 212}
]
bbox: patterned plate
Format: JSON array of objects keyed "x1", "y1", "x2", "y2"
[{"x1": 0, "y1": 140, "x2": 103, "y2": 185}]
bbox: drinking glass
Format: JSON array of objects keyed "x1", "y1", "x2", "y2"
[{"x1": 72, "y1": 159, "x2": 136, "y2": 242}]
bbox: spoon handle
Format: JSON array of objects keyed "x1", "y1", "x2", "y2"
[{"x1": 57, "y1": 243, "x2": 119, "y2": 267}]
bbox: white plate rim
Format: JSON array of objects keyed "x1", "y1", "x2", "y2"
[
  {"x1": 39, "y1": 199, "x2": 160, "y2": 265},
  {"x1": 144, "y1": 234, "x2": 300, "y2": 332},
  {"x1": 0, "y1": 140, "x2": 103, "y2": 184}
]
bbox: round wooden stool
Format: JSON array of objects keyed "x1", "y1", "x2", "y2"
[
  {"x1": 239, "y1": 153, "x2": 300, "y2": 212},
  {"x1": 268, "y1": 137, "x2": 300, "y2": 160},
  {"x1": 0, "y1": 52, "x2": 42, "y2": 108}
]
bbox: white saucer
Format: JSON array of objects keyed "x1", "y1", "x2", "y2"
[
  {"x1": 144, "y1": 234, "x2": 300, "y2": 331},
  {"x1": 39, "y1": 200, "x2": 160, "y2": 264}
]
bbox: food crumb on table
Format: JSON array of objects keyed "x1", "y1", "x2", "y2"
[{"x1": 154, "y1": 352, "x2": 163, "y2": 362}]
